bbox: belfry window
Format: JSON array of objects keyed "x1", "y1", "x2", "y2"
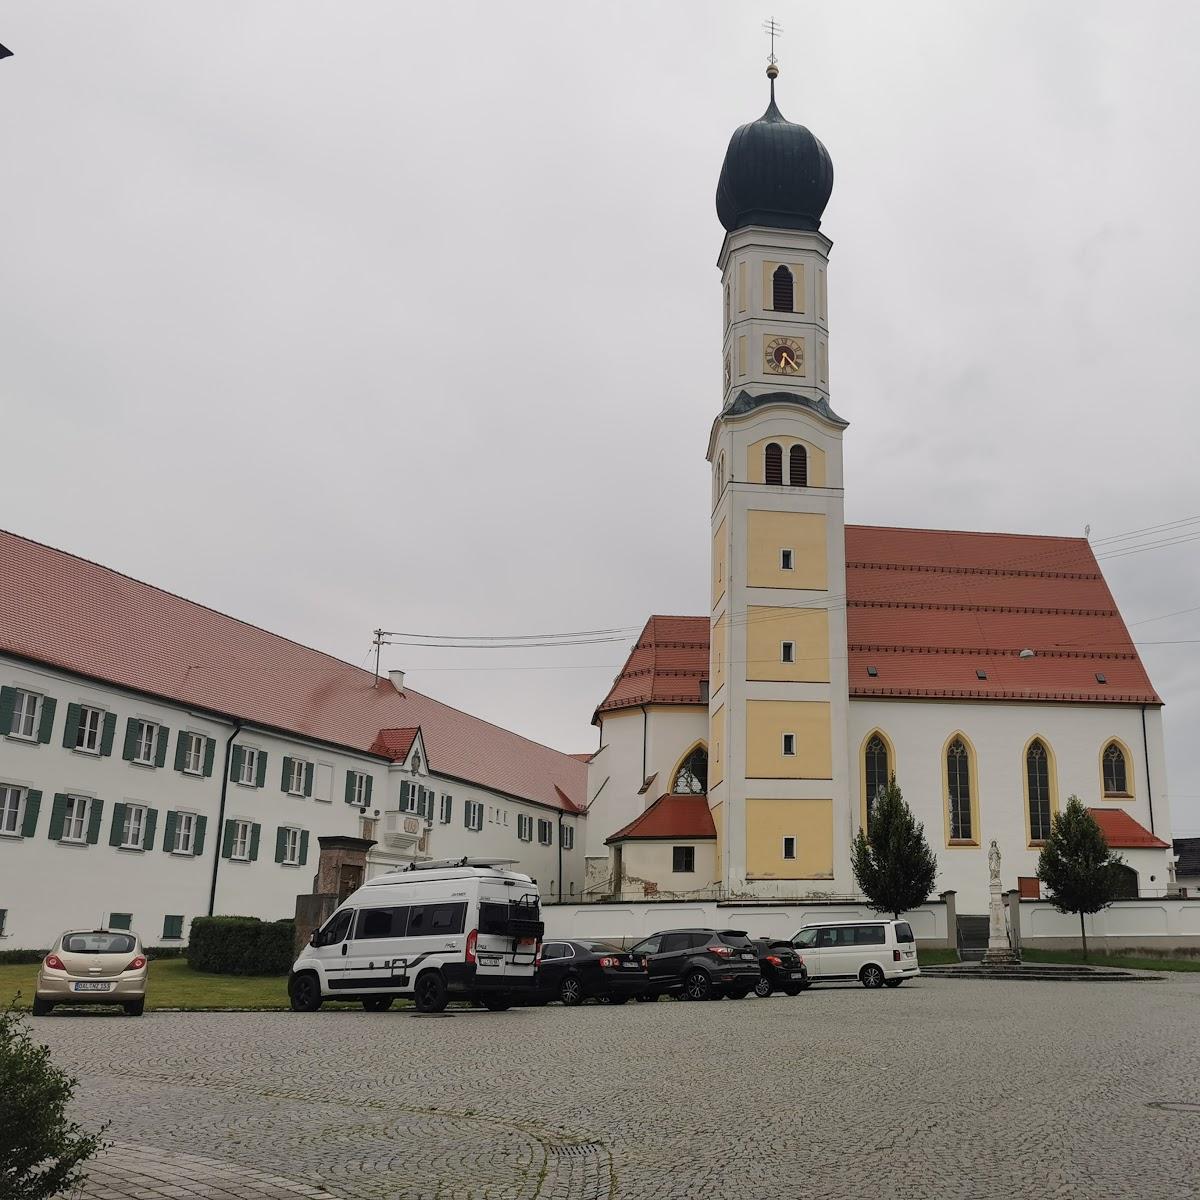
[
  {"x1": 864, "y1": 735, "x2": 889, "y2": 830},
  {"x1": 772, "y1": 265, "x2": 794, "y2": 312},
  {"x1": 764, "y1": 443, "x2": 783, "y2": 485},
  {"x1": 789, "y1": 444, "x2": 808, "y2": 487},
  {"x1": 1102, "y1": 742, "x2": 1128, "y2": 796},
  {"x1": 1027, "y1": 740, "x2": 1052, "y2": 842},
  {"x1": 672, "y1": 747, "x2": 708, "y2": 795},
  {"x1": 946, "y1": 738, "x2": 973, "y2": 841}
]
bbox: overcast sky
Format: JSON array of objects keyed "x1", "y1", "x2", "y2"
[{"x1": 3, "y1": 3, "x2": 1199, "y2": 834}]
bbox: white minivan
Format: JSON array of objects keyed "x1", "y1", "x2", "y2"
[
  {"x1": 790, "y1": 919, "x2": 920, "y2": 988},
  {"x1": 289, "y1": 858, "x2": 544, "y2": 1013}
]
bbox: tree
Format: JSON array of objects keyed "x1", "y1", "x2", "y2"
[
  {"x1": 0, "y1": 1005, "x2": 105, "y2": 1200},
  {"x1": 1036, "y1": 796, "x2": 1125, "y2": 961},
  {"x1": 851, "y1": 775, "x2": 938, "y2": 918}
]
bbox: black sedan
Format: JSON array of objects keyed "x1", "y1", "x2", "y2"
[
  {"x1": 752, "y1": 939, "x2": 809, "y2": 997},
  {"x1": 534, "y1": 940, "x2": 649, "y2": 1006}
]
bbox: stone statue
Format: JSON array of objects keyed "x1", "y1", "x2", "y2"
[
  {"x1": 983, "y1": 838, "x2": 1019, "y2": 965},
  {"x1": 988, "y1": 839, "x2": 1001, "y2": 884}
]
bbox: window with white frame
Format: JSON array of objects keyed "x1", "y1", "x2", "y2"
[
  {"x1": 464, "y1": 800, "x2": 484, "y2": 832},
  {"x1": 537, "y1": 818, "x2": 553, "y2": 846},
  {"x1": 288, "y1": 758, "x2": 306, "y2": 796},
  {"x1": 239, "y1": 748, "x2": 259, "y2": 785},
  {"x1": 62, "y1": 795, "x2": 89, "y2": 842},
  {"x1": 10, "y1": 690, "x2": 41, "y2": 740},
  {"x1": 351, "y1": 772, "x2": 368, "y2": 807},
  {"x1": 282, "y1": 827, "x2": 301, "y2": 865},
  {"x1": 231, "y1": 819, "x2": 252, "y2": 860},
  {"x1": 121, "y1": 804, "x2": 147, "y2": 849},
  {"x1": 562, "y1": 824, "x2": 574, "y2": 851},
  {"x1": 184, "y1": 733, "x2": 204, "y2": 774},
  {"x1": 518, "y1": 813, "x2": 533, "y2": 842},
  {"x1": 780, "y1": 549, "x2": 794, "y2": 571},
  {"x1": 781, "y1": 641, "x2": 795, "y2": 664},
  {"x1": 174, "y1": 811, "x2": 197, "y2": 855},
  {"x1": 76, "y1": 707, "x2": 103, "y2": 753},
  {"x1": 782, "y1": 733, "x2": 796, "y2": 757},
  {"x1": 439, "y1": 793, "x2": 452, "y2": 824},
  {"x1": 0, "y1": 786, "x2": 24, "y2": 836},
  {"x1": 782, "y1": 836, "x2": 796, "y2": 860},
  {"x1": 134, "y1": 721, "x2": 158, "y2": 765}
]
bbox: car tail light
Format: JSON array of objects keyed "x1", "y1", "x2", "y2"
[
  {"x1": 599, "y1": 956, "x2": 620, "y2": 968},
  {"x1": 44, "y1": 954, "x2": 65, "y2": 971},
  {"x1": 126, "y1": 956, "x2": 147, "y2": 972},
  {"x1": 893, "y1": 949, "x2": 901, "y2": 962},
  {"x1": 709, "y1": 944, "x2": 733, "y2": 958},
  {"x1": 465, "y1": 929, "x2": 478, "y2": 964},
  {"x1": 534, "y1": 940, "x2": 542, "y2": 966},
  {"x1": 766, "y1": 955, "x2": 782, "y2": 966}
]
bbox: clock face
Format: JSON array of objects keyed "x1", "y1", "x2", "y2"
[{"x1": 765, "y1": 336, "x2": 804, "y2": 376}]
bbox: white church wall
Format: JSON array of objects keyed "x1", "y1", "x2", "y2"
[
  {"x1": 610, "y1": 839, "x2": 718, "y2": 900},
  {"x1": 1017, "y1": 897, "x2": 1200, "y2": 954},
  {"x1": 849, "y1": 698, "x2": 1172, "y2": 912}
]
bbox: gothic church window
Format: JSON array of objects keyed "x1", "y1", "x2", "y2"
[
  {"x1": 772, "y1": 265, "x2": 794, "y2": 312},
  {"x1": 789, "y1": 444, "x2": 808, "y2": 487},
  {"x1": 765, "y1": 442, "x2": 783, "y2": 485},
  {"x1": 672, "y1": 746, "x2": 708, "y2": 795},
  {"x1": 864, "y1": 734, "x2": 889, "y2": 830},
  {"x1": 1102, "y1": 741, "x2": 1129, "y2": 796},
  {"x1": 1026, "y1": 739, "x2": 1052, "y2": 842},
  {"x1": 947, "y1": 738, "x2": 973, "y2": 841}
]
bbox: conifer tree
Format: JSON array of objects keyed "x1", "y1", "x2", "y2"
[
  {"x1": 851, "y1": 776, "x2": 938, "y2": 918},
  {"x1": 1036, "y1": 795, "x2": 1124, "y2": 960}
]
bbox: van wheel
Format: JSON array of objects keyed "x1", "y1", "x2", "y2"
[
  {"x1": 481, "y1": 994, "x2": 511, "y2": 1011},
  {"x1": 684, "y1": 970, "x2": 712, "y2": 1001},
  {"x1": 884, "y1": 979, "x2": 904, "y2": 988},
  {"x1": 559, "y1": 976, "x2": 584, "y2": 1006},
  {"x1": 860, "y1": 964, "x2": 885, "y2": 989},
  {"x1": 32, "y1": 998, "x2": 52, "y2": 1016},
  {"x1": 362, "y1": 996, "x2": 393, "y2": 1012},
  {"x1": 753, "y1": 977, "x2": 773, "y2": 998},
  {"x1": 288, "y1": 972, "x2": 323, "y2": 1012},
  {"x1": 414, "y1": 970, "x2": 449, "y2": 1013}
]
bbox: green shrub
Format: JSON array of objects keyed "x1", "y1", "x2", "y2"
[
  {"x1": 0, "y1": 950, "x2": 49, "y2": 966},
  {"x1": 186, "y1": 917, "x2": 295, "y2": 976},
  {"x1": 0, "y1": 1005, "x2": 106, "y2": 1198}
]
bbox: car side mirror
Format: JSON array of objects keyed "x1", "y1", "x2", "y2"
[{"x1": 309, "y1": 930, "x2": 320, "y2": 947}]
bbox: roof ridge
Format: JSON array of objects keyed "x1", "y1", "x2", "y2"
[{"x1": 848, "y1": 523, "x2": 1089, "y2": 543}]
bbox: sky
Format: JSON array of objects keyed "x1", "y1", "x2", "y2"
[{"x1": 2, "y1": 3, "x2": 1199, "y2": 834}]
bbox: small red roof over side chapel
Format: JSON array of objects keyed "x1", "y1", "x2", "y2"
[
  {"x1": 1088, "y1": 808, "x2": 1170, "y2": 850},
  {"x1": 606, "y1": 794, "x2": 716, "y2": 843}
]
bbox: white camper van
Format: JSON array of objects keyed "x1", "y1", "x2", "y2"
[{"x1": 289, "y1": 859, "x2": 544, "y2": 1013}]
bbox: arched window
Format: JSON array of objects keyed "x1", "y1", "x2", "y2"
[
  {"x1": 764, "y1": 442, "x2": 783, "y2": 485},
  {"x1": 772, "y1": 264, "x2": 794, "y2": 312},
  {"x1": 1026, "y1": 739, "x2": 1052, "y2": 842},
  {"x1": 672, "y1": 746, "x2": 708, "y2": 794},
  {"x1": 946, "y1": 738, "x2": 972, "y2": 841},
  {"x1": 1110, "y1": 863, "x2": 1139, "y2": 898},
  {"x1": 789, "y1": 444, "x2": 808, "y2": 487},
  {"x1": 1102, "y1": 741, "x2": 1128, "y2": 796},
  {"x1": 864, "y1": 735, "x2": 889, "y2": 830}
]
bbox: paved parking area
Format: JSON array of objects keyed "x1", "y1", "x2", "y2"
[{"x1": 32, "y1": 973, "x2": 1200, "y2": 1200}]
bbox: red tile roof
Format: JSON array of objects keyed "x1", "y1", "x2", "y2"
[
  {"x1": 369, "y1": 727, "x2": 420, "y2": 762},
  {"x1": 1088, "y1": 808, "x2": 1170, "y2": 850},
  {"x1": 595, "y1": 527, "x2": 1158, "y2": 713},
  {"x1": 606, "y1": 793, "x2": 716, "y2": 843},
  {"x1": 0, "y1": 531, "x2": 584, "y2": 814}
]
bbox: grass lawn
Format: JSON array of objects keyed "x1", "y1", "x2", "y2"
[
  {"x1": 0, "y1": 958, "x2": 353, "y2": 1010},
  {"x1": 916, "y1": 947, "x2": 959, "y2": 966},
  {"x1": 1022, "y1": 948, "x2": 1200, "y2": 973}
]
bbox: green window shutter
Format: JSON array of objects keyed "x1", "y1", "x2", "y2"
[
  {"x1": 154, "y1": 727, "x2": 169, "y2": 769},
  {"x1": 122, "y1": 718, "x2": 140, "y2": 761},
  {"x1": 221, "y1": 819, "x2": 236, "y2": 859},
  {"x1": 21, "y1": 790, "x2": 41, "y2": 838},
  {"x1": 163, "y1": 915, "x2": 183, "y2": 940},
  {"x1": 109, "y1": 803, "x2": 127, "y2": 847},
  {"x1": 274, "y1": 826, "x2": 287, "y2": 863},
  {"x1": 143, "y1": 807, "x2": 158, "y2": 851},
  {"x1": 344, "y1": 772, "x2": 356, "y2": 804},
  {"x1": 162, "y1": 810, "x2": 178, "y2": 853},
  {"x1": 249, "y1": 823, "x2": 261, "y2": 862},
  {"x1": 0, "y1": 687, "x2": 15, "y2": 735},
  {"x1": 48, "y1": 794, "x2": 68, "y2": 841},
  {"x1": 202, "y1": 737, "x2": 216, "y2": 777},
  {"x1": 37, "y1": 697, "x2": 57, "y2": 744},
  {"x1": 444, "y1": 795, "x2": 453, "y2": 823},
  {"x1": 174, "y1": 733, "x2": 189, "y2": 773},
  {"x1": 365, "y1": 776, "x2": 374, "y2": 806},
  {"x1": 281, "y1": 756, "x2": 293, "y2": 791},
  {"x1": 304, "y1": 762, "x2": 314, "y2": 797},
  {"x1": 299, "y1": 829, "x2": 310, "y2": 866},
  {"x1": 62, "y1": 703, "x2": 81, "y2": 749},
  {"x1": 230, "y1": 745, "x2": 244, "y2": 781},
  {"x1": 463, "y1": 800, "x2": 470, "y2": 828},
  {"x1": 100, "y1": 712, "x2": 117, "y2": 757},
  {"x1": 400, "y1": 780, "x2": 411, "y2": 809},
  {"x1": 255, "y1": 751, "x2": 268, "y2": 789},
  {"x1": 193, "y1": 815, "x2": 207, "y2": 857},
  {"x1": 86, "y1": 798, "x2": 105, "y2": 844}
]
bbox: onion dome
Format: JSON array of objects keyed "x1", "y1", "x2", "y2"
[{"x1": 716, "y1": 67, "x2": 833, "y2": 233}]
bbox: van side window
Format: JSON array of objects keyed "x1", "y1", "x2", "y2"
[
  {"x1": 895, "y1": 921, "x2": 914, "y2": 944},
  {"x1": 816, "y1": 927, "x2": 837, "y2": 949},
  {"x1": 316, "y1": 908, "x2": 353, "y2": 946},
  {"x1": 408, "y1": 902, "x2": 466, "y2": 936},
  {"x1": 355, "y1": 906, "x2": 408, "y2": 940},
  {"x1": 855, "y1": 925, "x2": 886, "y2": 945},
  {"x1": 793, "y1": 928, "x2": 818, "y2": 949}
]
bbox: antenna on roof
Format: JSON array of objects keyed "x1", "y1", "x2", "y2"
[
  {"x1": 372, "y1": 628, "x2": 399, "y2": 686},
  {"x1": 1084, "y1": 523, "x2": 1091, "y2": 540}
]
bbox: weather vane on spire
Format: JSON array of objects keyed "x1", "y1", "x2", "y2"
[{"x1": 763, "y1": 16, "x2": 783, "y2": 71}]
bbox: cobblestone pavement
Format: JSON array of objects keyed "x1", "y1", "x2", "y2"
[{"x1": 33, "y1": 973, "x2": 1200, "y2": 1200}]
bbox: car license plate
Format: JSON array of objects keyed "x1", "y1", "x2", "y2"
[
  {"x1": 790, "y1": 971, "x2": 805, "y2": 979},
  {"x1": 741, "y1": 953, "x2": 756, "y2": 960},
  {"x1": 622, "y1": 961, "x2": 640, "y2": 968},
  {"x1": 72, "y1": 981, "x2": 111, "y2": 992}
]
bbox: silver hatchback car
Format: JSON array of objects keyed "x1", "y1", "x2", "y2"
[{"x1": 34, "y1": 929, "x2": 149, "y2": 1016}]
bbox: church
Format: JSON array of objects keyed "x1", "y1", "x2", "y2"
[{"x1": 580, "y1": 63, "x2": 1175, "y2": 915}]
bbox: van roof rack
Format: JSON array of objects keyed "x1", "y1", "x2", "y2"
[{"x1": 389, "y1": 857, "x2": 521, "y2": 873}]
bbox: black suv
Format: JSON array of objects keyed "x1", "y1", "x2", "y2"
[{"x1": 629, "y1": 928, "x2": 761, "y2": 1001}]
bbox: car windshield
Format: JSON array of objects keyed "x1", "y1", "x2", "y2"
[
  {"x1": 793, "y1": 928, "x2": 818, "y2": 949},
  {"x1": 62, "y1": 932, "x2": 136, "y2": 954}
]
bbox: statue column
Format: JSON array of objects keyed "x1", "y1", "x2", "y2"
[{"x1": 982, "y1": 839, "x2": 1020, "y2": 965}]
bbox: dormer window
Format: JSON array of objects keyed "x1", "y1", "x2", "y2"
[{"x1": 772, "y1": 264, "x2": 794, "y2": 312}]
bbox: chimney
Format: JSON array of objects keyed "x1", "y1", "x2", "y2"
[{"x1": 388, "y1": 669, "x2": 405, "y2": 693}]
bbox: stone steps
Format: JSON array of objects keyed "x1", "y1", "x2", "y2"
[{"x1": 921, "y1": 963, "x2": 1160, "y2": 983}]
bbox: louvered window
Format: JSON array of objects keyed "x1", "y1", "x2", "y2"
[
  {"x1": 1102, "y1": 742, "x2": 1128, "y2": 796},
  {"x1": 764, "y1": 443, "x2": 783, "y2": 485},
  {"x1": 772, "y1": 264, "x2": 794, "y2": 312},
  {"x1": 789, "y1": 444, "x2": 808, "y2": 487},
  {"x1": 1027, "y1": 740, "x2": 1052, "y2": 842}
]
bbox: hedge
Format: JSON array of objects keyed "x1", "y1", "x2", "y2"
[{"x1": 186, "y1": 917, "x2": 296, "y2": 976}]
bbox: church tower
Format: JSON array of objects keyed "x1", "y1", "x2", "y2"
[{"x1": 706, "y1": 63, "x2": 852, "y2": 898}]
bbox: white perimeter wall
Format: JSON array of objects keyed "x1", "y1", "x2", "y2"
[{"x1": 1017, "y1": 898, "x2": 1200, "y2": 951}]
